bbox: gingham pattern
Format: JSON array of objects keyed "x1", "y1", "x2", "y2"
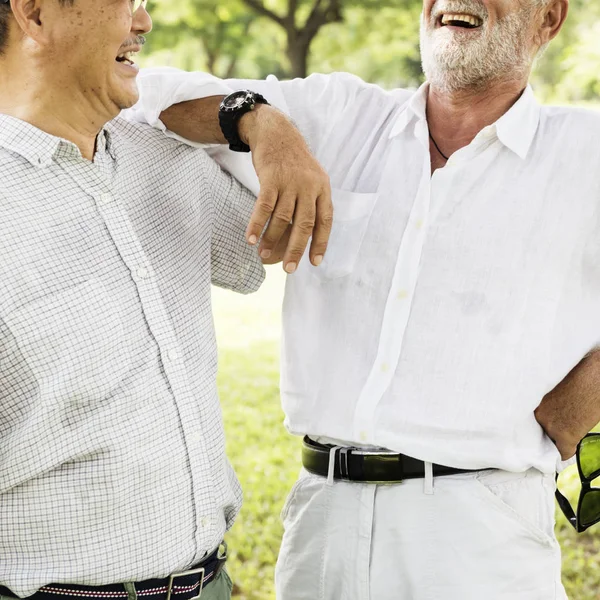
[{"x1": 0, "y1": 114, "x2": 264, "y2": 597}]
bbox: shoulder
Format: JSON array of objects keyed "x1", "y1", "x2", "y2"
[
  {"x1": 106, "y1": 117, "x2": 215, "y2": 169},
  {"x1": 107, "y1": 117, "x2": 182, "y2": 153},
  {"x1": 540, "y1": 104, "x2": 600, "y2": 134},
  {"x1": 288, "y1": 72, "x2": 411, "y2": 110}
]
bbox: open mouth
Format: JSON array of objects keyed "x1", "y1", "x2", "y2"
[
  {"x1": 116, "y1": 51, "x2": 138, "y2": 67},
  {"x1": 438, "y1": 13, "x2": 483, "y2": 28}
]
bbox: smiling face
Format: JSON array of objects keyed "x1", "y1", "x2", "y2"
[
  {"x1": 42, "y1": 0, "x2": 152, "y2": 112},
  {"x1": 420, "y1": 0, "x2": 546, "y2": 93}
]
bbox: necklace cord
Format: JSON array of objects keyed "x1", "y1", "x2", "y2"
[{"x1": 429, "y1": 130, "x2": 449, "y2": 161}]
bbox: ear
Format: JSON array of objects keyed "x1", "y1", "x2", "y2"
[
  {"x1": 538, "y1": 0, "x2": 569, "y2": 45},
  {"x1": 9, "y1": 0, "x2": 48, "y2": 44}
]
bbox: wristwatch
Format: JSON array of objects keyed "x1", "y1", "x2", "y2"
[{"x1": 218, "y1": 91, "x2": 270, "y2": 153}]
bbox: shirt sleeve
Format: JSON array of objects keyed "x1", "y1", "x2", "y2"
[
  {"x1": 125, "y1": 69, "x2": 376, "y2": 194},
  {"x1": 201, "y1": 152, "x2": 265, "y2": 295},
  {"x1": 224, "y1": 72, "x2": 378, "y2": 155},
  {"x1": 122, "y1": 67, "x2": 234, "y2": 134}
]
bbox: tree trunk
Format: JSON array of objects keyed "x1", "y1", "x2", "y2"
[{"x1": 287, "y1": 32, "x2": 311, "y2": 78}]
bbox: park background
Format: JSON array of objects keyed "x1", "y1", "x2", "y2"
[{"x1": 138, "y1": 1, "x2": 600, "y2": 598}]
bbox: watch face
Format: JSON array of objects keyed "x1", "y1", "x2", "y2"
[{"x1": 223, "y1": 91, "x2": 249, "y2": 110}]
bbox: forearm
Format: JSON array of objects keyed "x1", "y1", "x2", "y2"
[
  {"x1": 160, "y1": 96, "x2": 227, "y2": 145},
  {"x1": 160, "y1": 97, "x2": 285, "y2": 148},
  {"x1": 535, "y1": 349, "x2": 600, "y2": 459}
]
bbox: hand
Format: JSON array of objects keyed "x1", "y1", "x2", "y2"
[{"x1": 239, "y1": 105, "x2": 333, "y2": 274}]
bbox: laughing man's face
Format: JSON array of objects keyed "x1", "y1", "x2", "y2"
[
  {"x1": 44, "y1": 0, "x2": 152, "y2": 114},
  {"x1": 420, "y1": 0, "x2": 542, "y2": 93}
]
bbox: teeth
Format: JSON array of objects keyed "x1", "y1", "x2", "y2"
[
  {"x1": 441, "y1": 13, "x2": 482, "y2": 26},
  {"x1": 117, "y1": 51, "x2": 136, "y2": 64}
]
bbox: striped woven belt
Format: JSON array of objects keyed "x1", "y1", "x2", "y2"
[{"x1": 0, "y1": 544, "x2": 227, "y2": 600}]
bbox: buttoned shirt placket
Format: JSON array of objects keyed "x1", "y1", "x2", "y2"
[
  {"x1": 352, "y1": 109, "x2": 500, "y2": 445},
  {"x1": 52, "y1": 135, "x2": 215, "y2": 555}
]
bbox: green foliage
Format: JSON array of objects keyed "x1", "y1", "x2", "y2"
[
  {"x1": 219, "y1": 342, "x2": 298, "y2": 600},
  {"x1": 531, "y1": 0, "x2": 600, "y2": 102},
  {"x1": 310, "y1": 4, "x2": 423, "y2": 88},
  {"x1": 218, "y1": 342, "x2": 600, "y2": 599},
  {"x1": 143, "y1": 0, "x2": 600, "y2": 101}
]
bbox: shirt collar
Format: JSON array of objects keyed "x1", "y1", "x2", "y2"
[
  {"x1": 0, "y1": 114, "x2": 62, "y2": 168},
  {"x1": 0, "y1": 113, "x2": 115, "y2": 167},
  {"x1": 389, "y1": 83, "x2": 541, "y2": 160},
  {"x1": 389, "y1": 82, "x2": 429, "y2": 139},
  {"x1": 494, "y1": 85, "x2": 540, "y2": 159}
]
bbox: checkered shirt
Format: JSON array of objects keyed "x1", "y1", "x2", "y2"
[{"x1": 0, "y1": 113, "x2": 264, "y2": 597}]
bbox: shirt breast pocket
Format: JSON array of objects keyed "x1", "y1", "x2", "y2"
[
  {"x1": 4, "y1": 279, "x2": 132, "y2": 406},
  {"x1": 305, "y1": 189, "x2": 379, "y2": 280}
]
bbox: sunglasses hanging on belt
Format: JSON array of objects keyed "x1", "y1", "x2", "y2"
[{"x1": 556, "y1": 432, "x2": 600, "y2": 533}]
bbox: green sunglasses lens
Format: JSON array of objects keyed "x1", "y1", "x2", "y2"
[
  {"x1": 579, "y1": 436, "x2": 600, "y2": 481},
  {"x1": 579, "y1": 489, "x2": 600, "y2": 528}
]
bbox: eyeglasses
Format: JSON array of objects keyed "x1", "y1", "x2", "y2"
[
  {"x1": 556, "y1": 433, "x2": 600, "y2": 533},
  {"x1": 132, "y1": 0, "x2": 148, "y2": 12}
]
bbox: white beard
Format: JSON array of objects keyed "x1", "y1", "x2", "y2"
[{"x1": 420, "y1": 0, "x2": 535, "y2": 93}]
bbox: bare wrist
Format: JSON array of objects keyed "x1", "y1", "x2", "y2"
[{"x1": 238, "y1": 104, "x2": 283, "y2": 148}]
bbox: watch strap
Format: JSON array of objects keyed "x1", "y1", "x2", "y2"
[{"x1": 219, "y1": 92, "x2": 269, "y2": 153}]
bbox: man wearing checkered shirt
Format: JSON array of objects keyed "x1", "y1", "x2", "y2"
[{"x1": 0, "y1": 1, "x2": 331, "y2": 600}]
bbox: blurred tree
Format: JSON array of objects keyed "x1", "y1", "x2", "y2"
[
  {"x1": 144, "y1": 0, "x2": 600, "y2": 104},
  {"x1": 531, "y1": 0, "x2": 600, "y2": 103},
  {"x1": 238, "y1": 0, "x2": 417, "y2": 78},
  {"x1": 147, "y1": 0, "x2": 422, "y2": 80},
  {"x1": 147, "y1": 0, "x2": 283, "y2": 77}
]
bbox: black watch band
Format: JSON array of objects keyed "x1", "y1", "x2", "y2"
[{"x1": 218, "y1": 91, "x2": 270, "y2": 153}]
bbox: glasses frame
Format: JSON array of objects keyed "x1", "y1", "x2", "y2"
[
  {"x1": 556, "y1": 432, "x2": 600, "y2": 533},
  {"x1": 132, "y1": 0, "x2": 148, "y2": 12}
]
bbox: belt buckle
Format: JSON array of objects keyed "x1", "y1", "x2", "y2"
[{"x1": 166, "y1": 567, "x2": 206, "y2": 600}]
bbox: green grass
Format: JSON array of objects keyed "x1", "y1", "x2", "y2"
[{"x1": 214, "y1": 271, "x2": 600, "y2": 599}]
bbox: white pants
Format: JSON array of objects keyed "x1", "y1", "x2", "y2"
[{"x1": 275, "y1": 467, "x2": 567, "y2": 600}]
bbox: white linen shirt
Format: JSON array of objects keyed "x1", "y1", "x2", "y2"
[
  {"x1": 0, "y1": 114, "x2": 264, "y2": 597},
  {"x1": 130, "y1": 68, "x2": 600, "y2": 475}
]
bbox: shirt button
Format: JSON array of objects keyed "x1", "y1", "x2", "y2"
[
  {"x1": 415, "y1": 219, "x2": 424, "y2": 230},
  {"x1": 136, "y1": 266, "x2": 149, "y2": 280},
  {"x1": 381, "y1": 362, "x2": 390, "y2": 373},
  {"x1": 481, "y1": 127, "x2": 495, "y2": 139},
  {"x1": 200, "y1": 516, "x2": 210, "y2": 528},
  {"x1": 99, "y1": 193, "x2": 113, "y2": 206},
  {"x1": 167, "y1": 349, "x2": 180, "y2": 362},
  {"x1": 397, "y1": 290, "x2": 408, "y2": 300},
  {"x1": 359, "y1": 431, "x2": 368, "y2": 443},
  {"x1": 189, "y1": 432, "x2": 203, "y2": 445}
]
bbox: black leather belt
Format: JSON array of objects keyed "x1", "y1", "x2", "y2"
[
  {"x1": 0, "y1": 544, "x2": 227, "y2": 600},
  {"x1": 302, "y1": 436, "x2": 482, "y2": 483}
]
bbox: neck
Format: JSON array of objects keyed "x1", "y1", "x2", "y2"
[
  {"x1": 426, "y1": 76, "x2": 528, "y2": 160},
  {"x1": 0, "y1": 56, "x2": 117, "y2": 161}
]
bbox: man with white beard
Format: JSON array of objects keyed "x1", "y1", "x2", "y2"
[{"x1": 126, "y1": 0, "x2": 600, "y2": 597}]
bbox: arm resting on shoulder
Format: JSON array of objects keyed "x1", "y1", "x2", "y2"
[{"x1": 135, "y1": 71, "x2": 332, "y2": 274}]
